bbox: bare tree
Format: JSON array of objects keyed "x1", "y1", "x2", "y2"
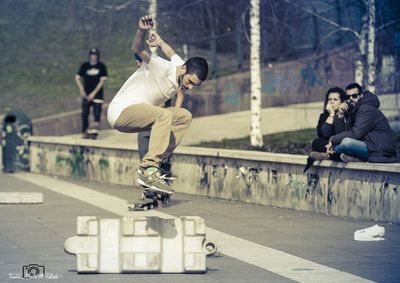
[
  {"x1": 281, "y1": 0, "x2": 397, "y2": 93},
  {"x1": 250, "y1": 0, "x2": 263, "y2": 147},
  {"x1": 149, "y1": 0, "x2": 158, "y2": 55},
  {"x1": 366, "y1": 0, "x2": 376, "y2": 92},
  {"x1": 355, "y1": 13, "x2": 368, "y2": 86}
]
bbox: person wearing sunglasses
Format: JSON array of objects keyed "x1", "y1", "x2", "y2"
[
  {"x1": 326, "y1": 83, "x2": 397, "y2": 163},
  {"x1": 304, "y1": 87, "x2": 347, "y2": 172}
]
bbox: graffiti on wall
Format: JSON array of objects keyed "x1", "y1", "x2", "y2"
[
  {"x1": 370, "y1": 177, "x2": 400, "y2": 220},
  {"x1": 55, "y1": 147, "x2": 92, "y2": 178},
  {"x1": 197, "y1": 46, "x2": 355, "y2": 115},
  {"x1": 99, "y1": 153, "x2": 110, "y2": 181},
  {"x1": 196, "y1": 161, "x2": 264, "y2": 200},
  {"x1": 35, "y1": 144, "x2": 48, "y2": 173},
  {"x1": 300, "y1": 63, "x2": 323, "y2": 88},
  {"x1": 236, "y1": 166, "x2": 262, "y2": 197},
  {"x1": 199, "y1": 162, "x2": 209, "y2": 191},
  {"x1": 54, "y1": 146, "x2": 113, "y2": 180}
]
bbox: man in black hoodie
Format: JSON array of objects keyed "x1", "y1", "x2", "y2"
[{"x1": 326, "y1": 83, "x2": 397, "y2": 163}]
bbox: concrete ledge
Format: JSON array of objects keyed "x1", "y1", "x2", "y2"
[
  {"x1": 0, "y1": 192, "x2": 43, "y2": 204},
  {"x1": 28, "y1": 135, "x2": 400, "y2": 173},
  {"x1": 28, "y1": 136, "x2": 400, "y2": 222}
]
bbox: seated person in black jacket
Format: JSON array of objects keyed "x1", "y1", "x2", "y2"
[
  {"x1": 310, "y1": 87, "x2": 347, "y2": 161},
  {"x1": 304, "y1": 87, "x2": 347, "y2": 171},
  {"x1": 326, "y1": 83, "x2": 398, "y2": 163}
]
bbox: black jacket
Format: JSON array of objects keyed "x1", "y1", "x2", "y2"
[
  {"x1": 330, "y1": 91, "x2": 398, "y2": 163},
  {"x1": 316, "y1": 112, "x2": 346, "y2": 140}
]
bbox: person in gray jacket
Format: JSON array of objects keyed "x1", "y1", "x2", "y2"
[{"x1": 326, "y1": 83, "x2": 397, "y2": 163}]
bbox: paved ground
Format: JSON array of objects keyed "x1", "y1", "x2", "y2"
[{"x1": 1, "y1": 172, "x2": 400, "y2": 283}]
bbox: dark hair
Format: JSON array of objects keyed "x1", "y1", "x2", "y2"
[
  {"x1": 345, "y1": 82, "x2": 363, "y2": 94},
  {"x1": 184, "y1": 57, "x2": 208, "y2": 81},
  {"x1": 323, "y1": 87, "x2": 346, "y2": 112}
]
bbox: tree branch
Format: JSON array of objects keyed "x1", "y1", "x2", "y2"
[
  {"x1": 319, "y1": 29, "x2": 343, "y2": 46},
  {"x1": 280, "y1": 0, "x2": 360, "y2": 39},
  {"x1": 86, "y1": 0, "x2": 143, "y2": 13},
  {"x1": 377, "y1": 19, "x2": 400, "y2": 32}
]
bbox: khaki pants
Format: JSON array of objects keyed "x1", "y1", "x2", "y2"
[{"x1": 114, "y1": 103, "x2": 192, "y2": 168}]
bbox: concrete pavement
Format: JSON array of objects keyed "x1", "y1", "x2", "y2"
[{"x1": 1, "y1": 172, "x2": 400, "y2": 283}]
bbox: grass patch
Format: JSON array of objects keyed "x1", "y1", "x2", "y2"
[
  {"x1": 194, "y1": 129, "x2": 316, "y2": 155},
  {"x1": 195, "y1": 128, "x2": 400, "y2": 156}
]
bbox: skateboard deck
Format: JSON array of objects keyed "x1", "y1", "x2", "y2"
[
  {"x1": 128, "y1": 197, "x2": 158, "y2": 211},
  {"x1": 84, "y1": 122, "x2": 100, "y2": 140},
  {"x1": 128, "y1": 185, "x2": 173, "y2": 211},
  {"x1": 85, "y1": 128, "x2": 99, "y2": 140}
]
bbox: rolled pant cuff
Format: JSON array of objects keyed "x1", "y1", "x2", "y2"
[{"x1": 140, "y1": 161, "x2": 159, "y2": 169}]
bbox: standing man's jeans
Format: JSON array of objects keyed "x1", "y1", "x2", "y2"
[
  {"x1": 82, "y1": 99, "x2": 102, "y2": 133},
  {"x1": 334, "y1": 137, "x2": 369, "y2": 160}
]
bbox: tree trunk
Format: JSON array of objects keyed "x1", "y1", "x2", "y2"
[
  {"x1": 250, "y1": 0, "x2": 263, "y2": 147},
  {"x1": 148, "y1": 0, "x2": 158, "y2": 55},
  {"x1": 355, "y1": 14, "x2": 368, "y2": 86},
  {"x1": 207, "y1": 0, "x2": 217, "y2": 79},
  {"x1": 366, "y1": 0, "x2": 376, "y2": 93},
  {"x1": 235, "y1": 4, "x2": 243, "y2": 71}
]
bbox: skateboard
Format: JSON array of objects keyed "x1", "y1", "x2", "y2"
[
  {"x1": 128, "y1": 185, "x2": 173, "y2": 211},
  {"x1": 84, "y1": 122, "x2": 100, "y2": 139},
  {"x1": 86, "y1": 128, "x2": 98, "y2": 139}
]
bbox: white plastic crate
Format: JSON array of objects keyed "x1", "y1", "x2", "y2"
[{"x1": 64, "y1": 216, "x2": 215, "y2": 273}]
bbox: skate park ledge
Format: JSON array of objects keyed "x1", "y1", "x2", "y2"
[{"x1": 28, "y1": 136, "x2": 400, "y2": 223}]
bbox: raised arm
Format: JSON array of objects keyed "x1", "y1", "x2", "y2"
[
  {"x1": 132, "y1": 15, "x2": 153, "y2": 64},
  {"x1": 147, "y1": 32, "x2": 176, "y2": 60}
]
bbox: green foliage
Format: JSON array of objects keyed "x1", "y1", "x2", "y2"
[{"x1": 0, "y1": 0, "x2": 145, "y2": 118}]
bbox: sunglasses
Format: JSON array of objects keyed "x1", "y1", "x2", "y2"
[{"x1": 347, "y1": 93, "x2": 359, "y2": 99}]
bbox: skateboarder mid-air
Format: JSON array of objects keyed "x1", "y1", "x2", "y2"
[{"x1": 107, "y1": 15, "x2": 208, "y2": 193}]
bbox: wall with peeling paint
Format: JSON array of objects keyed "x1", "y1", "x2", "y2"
[
  {"x1": 30, "y1": 140, "x2": 139, "y2": 186},
  {"x1": 29, "y1": 137, "x2": 400, "y2": 222}
]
